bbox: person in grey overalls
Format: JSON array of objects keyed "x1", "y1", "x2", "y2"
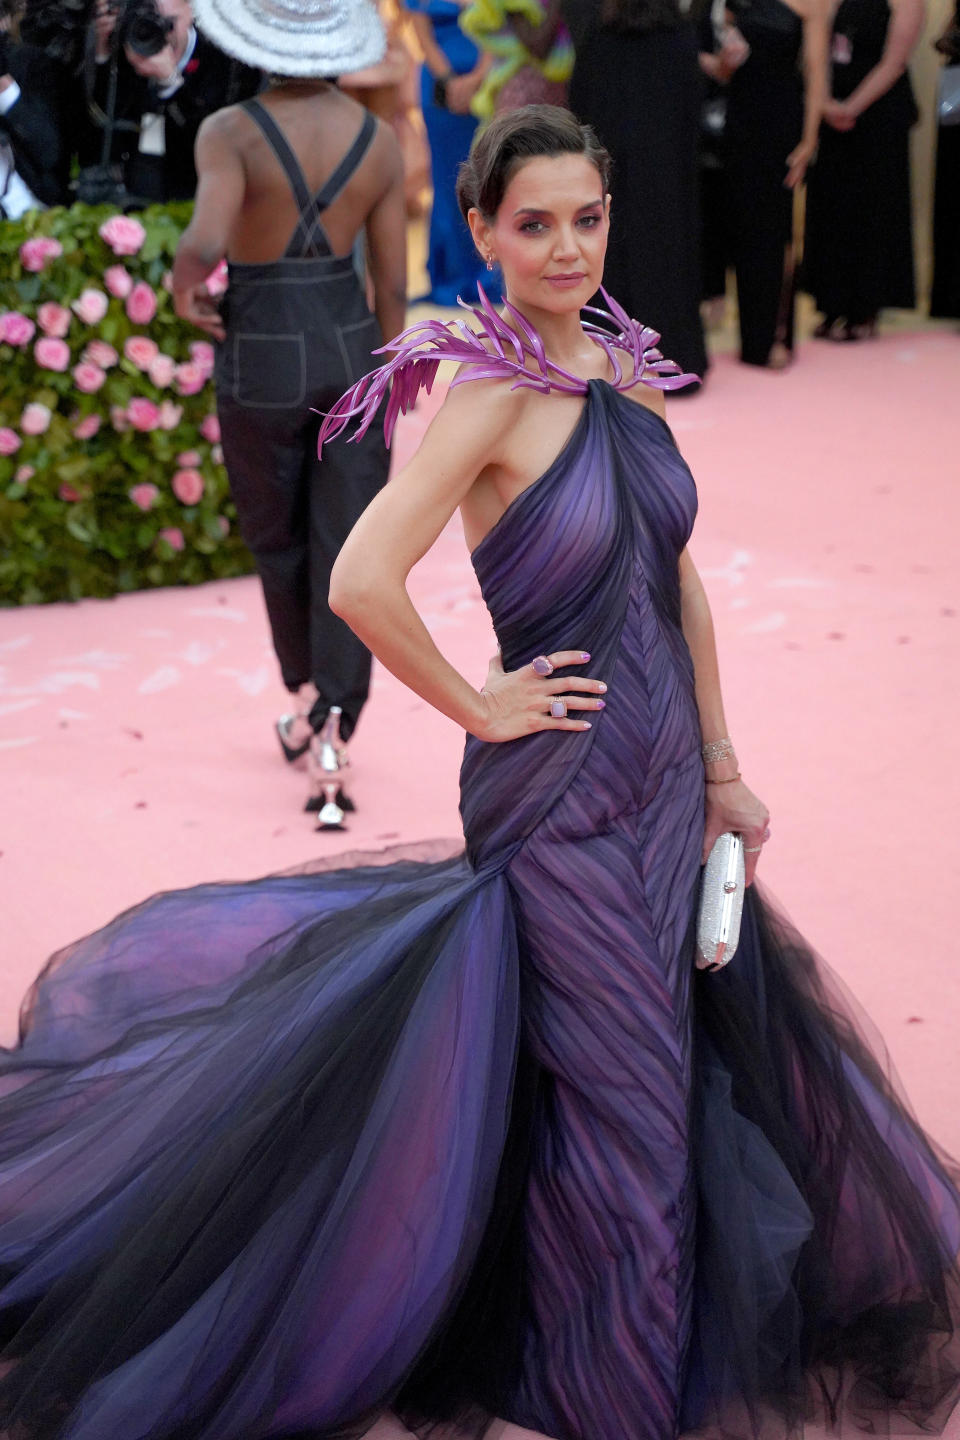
[{"x1": 173, "y1": 0, "x2": 407, "y2": 827}]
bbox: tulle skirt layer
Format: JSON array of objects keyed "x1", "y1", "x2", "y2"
[{"x1": 0, "y1": 847, "x2": 958, "y2": 1440}]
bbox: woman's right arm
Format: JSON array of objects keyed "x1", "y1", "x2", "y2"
[
  {"x1": 329, "y1": 380, "x2": 604, "y2": 741},
  {"x1": 408, "y1": 11, "x2": 454, "y2": 78}
]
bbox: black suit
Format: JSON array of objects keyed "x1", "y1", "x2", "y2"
[
  {"x1": 0, "y1": 44, "x2": 71, "y2": 209},
  {"x1": 82, "y1": 30, "x2": 262, "y2": 205}
]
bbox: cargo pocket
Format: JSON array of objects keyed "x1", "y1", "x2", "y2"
[
  {"x1": 232, "y1": 333, "x2": 307, "y2": 409},
  {"x1": 335, "y1": 315, "x2": 380, "y2": 389}
]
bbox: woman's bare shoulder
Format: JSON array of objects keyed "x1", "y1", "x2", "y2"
[{"x1": 419, "y1": 361, "x2": 528, "y2": 469}]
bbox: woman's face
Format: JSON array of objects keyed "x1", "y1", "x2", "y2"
[{"x1": 470, "y1": 154, "x2": 610, "y2": 315}]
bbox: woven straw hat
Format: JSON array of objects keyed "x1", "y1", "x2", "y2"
[{"x1": 192, "y1": 0, "x2": 386, "y2": 77}]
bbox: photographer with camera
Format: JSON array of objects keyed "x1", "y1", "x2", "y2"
[
  {"x1": 0, "y1": 1, "x2": 70, "y2": 215},
  {"x1": 79, "y1": 0, "x2": 262, "y2": 205}
]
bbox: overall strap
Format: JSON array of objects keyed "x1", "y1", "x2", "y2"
[
  {"x1": 242, "y1": 98, "x2": 329, "y2": 259},
  {"x1": 298, "y1": 110, "x2": 378, "y2": 258}
]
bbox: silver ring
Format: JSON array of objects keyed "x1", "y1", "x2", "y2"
[
  {"x1": 532, "y1": 655, "x2": 554, "y2": 677},
  {"x1": 550, "y1": 699, "x2": 567, "y2": 719}
]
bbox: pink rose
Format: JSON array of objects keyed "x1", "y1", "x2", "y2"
[
  {"x1": 174, "y1": 362, "x2": 205, "y2": 397},
  {"x1": 0, "y1": 427, "x2": 22, "y2": 456},
  {"x1": 73, "y1": 361, "x2": 107, "y2": 394},
  {"x1": 176, "y1": 449, "x2": 202, "y2": 467},
  {"x1": 126, "y1": 281, "x2": 158, "y2": 326},
  {"x1": 104, "y1": 265, "x2": 133, "y2": 299},
  {"x1": 73, "y1": 413, "x2": 102, "y2": 440},
  {"x1": 147, "y1": 353, "x2": 176, "y2": 388},
  {"x1": 35, "y1": 337, "x2": 71, "y2": 372},
  {"x1": 211, "y1": 443, "x2": 224, "y2": 465},
  {"x1": 20, "y1": 237, "x2": 63, "y2": 273},
  {"x1": 59, "y1": 483, "x2": 81, "y2": 502},
  {"x1": 14, "y1": 465, "x2": 35, "y2": 484},
  {"x1": 124, "y1": 335, "x2": 159, "y2": 370},
  {"x1": 189, "y1": 340, "x2": 215, "y2": 373},
  {"x1": 37, "y1": 302, "x2": 71, "y2": 338},
  {"x1": 172, "y1": 467, "x2": 204, "y2": 505},
  {"x1": 83, "y1": 340, "x2": 118, "y2": 370},
  {"x1": 99, "y1": 215, "x2": 146, "y2": 257},
  {"x1": 129, "y1": 482, "x2": 159, "y2": 511},
  {"x1": 159, "y1": 526, "x2": 185, "y2": 552},
  {"x1": 72, "y1": 289, "x2": 109, "y2": 326},
  {"x1": 1, "y1": 312, "x2": 36, "y2": 346},
  {"x1": 111, "y1": 405, "x2": 130, "y2": 432},
  {"x1": 216, "y1": 515, "x2": 230, "y2": 537},
  {"x1": 199, "y1": 413, "x2": 221, "y2": 444},
  {"x1": 20, "y1": 402, "x2": 52, "y2": 436},
  {"x1": 205, "y1": 260, "x2": 229, "y2": 297},
  {"x1": 127, "y1": 397, "x2": 161, "y2": 432},
  {"x1": 158, "y1": 400, "x2": 183, "y2": 431}
]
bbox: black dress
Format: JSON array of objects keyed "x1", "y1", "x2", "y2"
[
  {"x1": 569, "y1": 19, "x2": 709, "y2": 383},
  {"x1": 803, "y1": 0, "x2": 917, "y2": 324},
  {"x1": 696, "y1": 6, "x2": 734, "y2": 302},
  {"x1": 931, "y1": 0, "x2": 960, "y2": 318},
  {"x1": 724, "y1": 0, "x2": 804, "y2": 365}
]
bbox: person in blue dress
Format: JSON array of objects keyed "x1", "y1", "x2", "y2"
[{"x1": 406, "y1": 0, "x2": 493, "y2": 303}]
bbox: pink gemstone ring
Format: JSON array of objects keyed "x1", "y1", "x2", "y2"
[
  {"x1": 532, "y1": 655, "x2": 554, "y2": 677},
  {"x1": 550, "y1": 699, "x2": 567, "y2": 719}
]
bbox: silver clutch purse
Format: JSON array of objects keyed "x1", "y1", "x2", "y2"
[{"x1": 696, "y1": 832, "x2": 745, "y2": 971}]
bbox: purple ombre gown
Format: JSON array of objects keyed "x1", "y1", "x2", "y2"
[{"x1": 1, "y1": 297, "x2": 960, "y2": 1440}]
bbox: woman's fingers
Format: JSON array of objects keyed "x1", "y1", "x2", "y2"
[
  {"x1": 540, "y1": 716, "x2": 593, "y2": 732},
  {"x1": 540, "y1": 649, "x2": 593, "y2": 671},
  {"x1": 545, "y1": 693, "x2": 606, "y2": 713},
  {"x1": 545, "y1": 675, "x2": 607, "y2": 696}
]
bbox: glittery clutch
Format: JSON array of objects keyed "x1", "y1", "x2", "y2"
[{"x1": 696, "y1": 832, "x2": 746, "y2": 971}]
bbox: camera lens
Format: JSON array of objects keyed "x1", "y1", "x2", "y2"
[{"x1": 119, "y1": 1, "x2": 174, "y2": 58}]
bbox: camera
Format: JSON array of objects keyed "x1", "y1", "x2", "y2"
[
  {"x1": 114, "y1": 0, "x2": 174, "y2": 59},
  {"x1": 19, "y1": 0, "x2": 172, "y2": 66}
]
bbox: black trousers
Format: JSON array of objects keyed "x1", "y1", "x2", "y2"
[
  {"x1": 215, "y1": 255, "x2": 389, "y2": 742},
  {"x1": 726, "y1": 156, "x2": 796, "y2": 367}
]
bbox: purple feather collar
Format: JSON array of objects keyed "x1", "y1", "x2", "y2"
[{"x1": 317, "y1": 285, "x2": 699, "y2": 454}]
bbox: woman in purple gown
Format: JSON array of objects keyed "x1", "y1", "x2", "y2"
[{"x1": 1, "y1": 105, "x2": 960, "y2": 1440}]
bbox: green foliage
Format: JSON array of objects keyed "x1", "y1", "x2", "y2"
[{"x1": 0, "y1": 203, "x2": 254, "y2": 606}]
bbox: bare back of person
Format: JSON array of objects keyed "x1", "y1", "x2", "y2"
[{"x1": 211, "y1": 82, "x2": 397, "y2": 264}]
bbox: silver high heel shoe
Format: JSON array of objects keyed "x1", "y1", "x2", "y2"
[
  {"x1": 276, "y1": 712, "x2": 311, "y2": 764},
  {"x1": 275, "y1": 684, "x2": 317, "y2": 765},
  {"x1": 306, "y1": 707, "x2": 353, "y2": 830}
]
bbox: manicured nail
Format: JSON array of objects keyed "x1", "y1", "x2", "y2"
[
  {"x1": 596, "y1": 699, "x2": 605, "y2": 709},
  {"x1": 582, "y1": 721, "x2": 592, "y2": 729},
  {"x1": 598, "y1": 682, "x2": 607, "y2": 693},
  {"x1": 580, "y1": 652, "x2": 591, "y2": 661}
]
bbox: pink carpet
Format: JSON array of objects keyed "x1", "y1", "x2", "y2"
[{"x1": 2, "y1": 332, "x2": 960, "y2": 1437}]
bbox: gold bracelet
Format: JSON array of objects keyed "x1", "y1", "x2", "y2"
[{"x1": 705, "y1": 772, "x2": 741, "y2": 785}]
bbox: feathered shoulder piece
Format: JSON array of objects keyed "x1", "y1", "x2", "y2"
[{"x1": 317, "y1": 285, "x2": 699, "y2": 453}]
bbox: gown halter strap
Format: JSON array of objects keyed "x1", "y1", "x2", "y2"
[{"x1": 317, "y1": 284, "x2": 700, "y2": 452}]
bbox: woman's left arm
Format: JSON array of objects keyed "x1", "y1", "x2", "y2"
[
  {"x1": 834, "y1": 0, "x2": 925, "y2": 123},
  {"x1": 787, "y1": 0, "x2": 830, "y2": 186},
  {"x1": 679, "y1": 548, "x2": 771, "y2": 885}
]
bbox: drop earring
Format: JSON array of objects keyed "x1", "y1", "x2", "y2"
[{"x1": 485, "y1": 255, "x2": 495, "y2": 272}]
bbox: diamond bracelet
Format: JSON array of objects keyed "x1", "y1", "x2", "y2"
[{"x1": 701, "y1": 737, "x2": 737, "y2": 765}]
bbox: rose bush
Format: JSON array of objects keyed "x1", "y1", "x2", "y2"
[{"x1": 0, "y1": 202, "x2": 250, "y2": 605}]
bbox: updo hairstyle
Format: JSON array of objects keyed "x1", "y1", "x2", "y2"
[{"x1": 456, "y1": 105, "x2": 612, "y2": 224}]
